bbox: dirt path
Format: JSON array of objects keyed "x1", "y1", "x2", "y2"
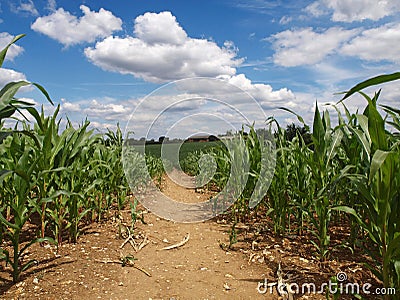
[
  {"x1": 0, "y1": 173, "x2": 376, "y2": 299},
  {"x1": 0, "y1": 174, "x2": 275, "y2": 299}
]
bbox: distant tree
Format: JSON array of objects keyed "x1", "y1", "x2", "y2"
[{"x1": 285, "y1": 123, "x2": 312, "y2": 145}]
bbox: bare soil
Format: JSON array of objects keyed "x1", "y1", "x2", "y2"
[{"x1": 0, "y1": 174, "x2": 381, "y2": 299}]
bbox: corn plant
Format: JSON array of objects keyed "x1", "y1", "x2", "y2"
[
  {"x1": 180, "y1": 150, "x2": 202, "y2": 176},
  {"x1": 25, "y1": 106, "x2": 65, "y2": 242},
  {"x1": 122, "y1": 146, "x2": 150, "y2": 193},
  {"x1": 275, "y1": 105, "x2": 344, "y2": 260},
  {"x1": 241, "y1": 125, "x2": 273, "y2": 215},
  {"x1": 308, "y1": 106, "x2": 345, "y2": 260},
  {"x1": 209, "y1": 132, "x2": 251, "y2": 217},
  {"x1": 0, "y1": 132, "x2": 55, "y2": 282},
  {"x1": 63, "y1": 122, "x2": 102, "y2": 242},
  {"x1": 145, "y1": 155, "x2": 167, "y2": 188},
  {"x1": 0, "y1": 34, "x2": 55, "y2": 282},
  {"x1": 104, "y1": 124, "x2": 129, "y2": 212},
  {"x1": 333, "y1": 72, "x2": 400, "y2": 298},
  {"x1": 263, "y1": 121, "x2": 287, "y2": 234},
  {"x1": 329, "y1": 103, "x2": 366, "y2": 248}
]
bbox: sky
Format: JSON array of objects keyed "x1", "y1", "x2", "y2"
[{"x1": 1, "y1": 0, "x2": 400, "y2": 139}]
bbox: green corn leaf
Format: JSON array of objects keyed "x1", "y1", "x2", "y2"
[
  {"x1": 394, "y1": 261, "x2": 400, "y2": 286},
  {"x1": 339, "y1": 72, "x2": 400, "y2": 102},
  {"x1": 386, "y1": 121, "x2": 400, "y2": 132},
  {"x1": 13, "y1": 168, "x2": 30, "y2": 182},
  {"x1": 356, "y1": 180, "x2": 378, "y2": 211},
  {"x1": 78, "y1": 207, "x2": 91, "y2": 220},
  {"x1": 0, "y1": 211, "x2": 20, "y2": 230},
  {"x1": 84, "y1": 178, "x2": 103, "y2": 193},
  {"x1": 0, "y1": 82, "x2": 52, "y2": 124},
  {"x1": 326, "y1": 129, "x2": 343, "y2": 166},
  {"x1": 0, "y1": 81, "x2": 30, "y2": 108},
  {"x1": 40, "y1": 166, "x2": 70, "y2": 176},
  {"x1": 0, "y1": 169, "x2": 13, "y2": 183},
  {"x1": 339, "y1": 101, "x2": 352, "y2": 124},
  {"x1": 381, "y1": 104, "x2": 400, "y2": 115},
  {"x1": 312, "y1": 102, "x2": 325, "y2": 159},
  {"x1": 366, "y1": 99, "x2": 388, "y2": 152},
  {"x1": 346, "y1": 123, "x2": 370, "y2": 159},
  {"x1": 0, "y1": 34, "x2": 26, "y2": 68},
  {"x1": 356, "y1": 114, "x2": 371, "y2": 142},
  {"x1": 0, "y1": 98, "x2": 36, "y2": 117},
  {"x1": 332, "y1": 205, "x2": 367, "y2": 228},
  {"x1": 332, "y1": 205, "x2": 376, "y2": 243},
  {"x1": 6, "y1": 98, "x2": 35, "y2": 106},
  {"x1": 25, "y1": 107, "x2": 44, "y2": 131},
  {"x1": 0, "y1": 106, "x2": 16, "y2": 120},
  {"x1": 369, "y1": 150, "x2": 390, "y2": 184},
  {"x1": 322, "y1": 109, "x2": 331, "y2": 131},
  {"x1": 31, "y1": 83, "x2": 53, "y2": 105},
  {"x1": 19, "y1": 237, "x2": 56, "y2": 260},
  {"x1": 0, "y1": 248, "x2": 10, "y2": 261},
  {"x1": 41, "y1": 190, "x2": 80, "y2": 202},
  {"x1": 21, "y1": 259, "x2": 39, "y2": 272},
  {"x1": 278, "y1": 107, "x2": 306, "y2": 124},
  {"x1": 16, "y1": 130, "x2": 41, "y2": 149},
  {"x1": 386, "y1": 235, "x2": 400, "y2": 261}
]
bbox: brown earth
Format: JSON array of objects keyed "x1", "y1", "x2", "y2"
[{"x1": 0, "y1": 173, "x2": 382, "y2": 299}]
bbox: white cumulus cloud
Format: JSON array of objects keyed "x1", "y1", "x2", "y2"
[
  {"x1": 61, "y1": 99, "x2": 81, "y2": 112},
  {"x1": 340, "y1": 22, "x2": 400, "y2": 63},
  {"x1": 226, "y1": 74, "x2": 295, "y2": 107},
  {"x1": 84, "y1": 99, "x2": 131, "y2": 121},
  {"x1": 79, "y1": 11, "x2": 297, "y2": 130},
  {"x1": 134, "y1": 11, "x2": 187, "y2": 45},
  {"x1": 269, "y1": 27, "x2": 359, "y2": 67},
  {"x1": 0, "y1": 68, "x2": 27, "y2": 88},
  {"x1": 31, "y1": 5, "x2": 122, "y2": 47},
  {"x1": 306, "y1": 0, "x2": 400, "y2": 22},
  {"x1": 84, "y1": 11, "x2": 242, "y2": 82}
]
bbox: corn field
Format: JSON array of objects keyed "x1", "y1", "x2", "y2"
[
  {"x1": 1, "y1": 35, "x2": 399, "y2": 298},
  {"x1": 175, "y1": 75, "x2": 400, "y2": 298}
]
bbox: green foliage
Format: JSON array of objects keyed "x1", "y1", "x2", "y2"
[
  {"x1": 180, "y1": 150, "x2": 202, "y2": 175},
  {"x1": 333, "y1": 75, "x2": 400, "y2": 299},
  {"x1": 0, "y1": 35, "x2": 131, "y2": 282},
  {"x1": 0, "y1": 34, "x2": 56, "y2": 282},
  {"x1": 268, "y1": 72, "x2": 400, "y2": 297}
]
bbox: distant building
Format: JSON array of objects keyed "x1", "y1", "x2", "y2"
[{"x1": 186, "y1": 134, "x2": 218, "y2": 143}]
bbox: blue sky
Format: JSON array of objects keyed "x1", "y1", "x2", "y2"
[{"x1": 1, "y1": 0, "x2": 400, "y2": 138}]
